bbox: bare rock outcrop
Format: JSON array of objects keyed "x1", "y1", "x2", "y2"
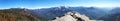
[{"x1": 52, "y1": 11, "x2": 103, "y2": 21}]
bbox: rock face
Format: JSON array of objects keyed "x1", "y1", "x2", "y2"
[{"x1": 52, "y1": 11, "x2": 103, "y2": 21}]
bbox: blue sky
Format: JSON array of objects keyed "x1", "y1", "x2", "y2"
[{"x1": 0, "y1": 0, "x2": 120, "y2": 9}]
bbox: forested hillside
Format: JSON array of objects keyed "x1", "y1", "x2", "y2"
[{"x1": 0, "y1": 8, "x2": 40, "y2": 21}]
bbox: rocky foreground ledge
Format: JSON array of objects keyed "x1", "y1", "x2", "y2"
[{"x1": 52, "y1": 11, "x2": 103, "y2": 21}]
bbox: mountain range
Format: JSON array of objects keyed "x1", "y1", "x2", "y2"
[
  {"x1": 26, "y1": 6, "x2": 108, "y2": 21},
  {"x1": 0, "y1": 6, "x2": 120, "y2": 21}
]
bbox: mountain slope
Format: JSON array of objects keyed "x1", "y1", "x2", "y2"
[
  {"x1": 98, "y1": 8, "x2": 120, "y2": 21},
  {"x1": 0, "y1": 8, "x2": 40, "y2": 21}
]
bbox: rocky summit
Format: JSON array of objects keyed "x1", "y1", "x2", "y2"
[{"x1": 52, "y1": 11, "x2": 103, "y2": 21}]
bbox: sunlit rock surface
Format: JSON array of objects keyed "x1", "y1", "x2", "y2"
[{"x1": 52, "y1": 11, "x2": 103, "y2": 21}]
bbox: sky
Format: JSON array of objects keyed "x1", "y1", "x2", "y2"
[{"x1": 0, "y1": 0, "x2": 120, "y2": 9}]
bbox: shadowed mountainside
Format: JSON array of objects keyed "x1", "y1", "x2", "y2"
[{"x1": 98, "y1": 7, "x2": 120, "y2": 21}]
